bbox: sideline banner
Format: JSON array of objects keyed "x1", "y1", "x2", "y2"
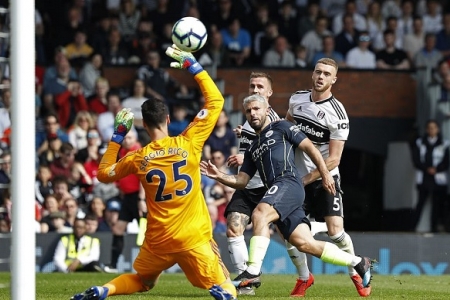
[{"x1": 0, "y1": 232, "x2": 448, "y2": 275}]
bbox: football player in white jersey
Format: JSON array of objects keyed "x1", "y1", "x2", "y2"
[
  {"x1": 285, "y1": 58, "x2": 371, "y2": 297},
  {"x1": 224, "y1": 72, "x2": 279, "y2": 295}
]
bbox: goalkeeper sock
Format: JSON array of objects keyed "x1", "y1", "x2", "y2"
[{"x1": 105, "y1": 274, "x2": 149, "y2": 295}]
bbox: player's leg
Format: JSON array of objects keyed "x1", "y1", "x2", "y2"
[
  {"x1": 280, "y1": 214, "x2": 374, "y2": 290},
  {"x1": 106, "y1": 193, "x2": 140, "y2": 273},
  {"x1": 71, "y1": 243, "x2": 164, "y2": 299},
  {"x1": 179, "y1": 239, "x2": 237, "y2": 300}
]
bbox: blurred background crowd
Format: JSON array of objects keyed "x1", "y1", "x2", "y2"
[{"x1": 1, "y1": 0, "x2": 450, "y2": 236}]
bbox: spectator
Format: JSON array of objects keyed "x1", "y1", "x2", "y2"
[
  {"x1": 404, "y1": 16, "x2": 426, "y2": 63},
  {"x1": 136, "y1": 50, "x2": 189, "y2": 105},
  {"x1": 433, "y1": 59, "x2": 450, "y2": 84},
  {"x1": 118, "y1": 0, "x2": 141, "y2": 42},
  {"x1": 398, "y1": 0, "x2": 415, "y2": 36},
  {"x1": 38, "y1": 133, "x2": 62, "y2": 166},
  {"x1": 43, "y1": 56, "x2": 77, "y2": 97},
  {"x1": 206, "y1": 182, "x2": 227, "y2": 234},
  {"x1": 87, "y1": 77, "x2": 110, "y2": 115},
  {"x1": 0, "y1": 89, "x2": 10, "y2": 141},
  {"x1": 207, "y1": 0, "x2": 239, "y2": 31},
  {"x1": 98, "y1": 199, "x2": 121, "y2": 232},
  {"x1": 40, "y1": 194, "x2": 62, "y2": 233},
  {"x1": 373, "y1": 16, "x2": 404, "y2": 52},
  {"x1": 436, "y1": 74, "x2": 450, "y2": 142},
  {"x1": 220, "y1": 17, "x2": 252, "y2": 66},
  {"x1": 277, "y1": 0, "x2": 300, "y2": 47},
  {"x1": 320, "y1": 0, "x2": 347, "y2": 19},
  {"x1": 346, "y1": 32, "x2": 376, "y2": 69},
  {"x1": 252, "y1": 20, "x2": 280, "y2": 65},
  {"x1": 334, "y1": 13, "x2": 360, "y2": 59},
  {"x1": 84, "y1": 213, "x2": 100, "y2": 234},
  {"x1": 68, "y1": 111, "x2": 95, "y2": 152},
  {"x1": 97, "y1": 93, "x2": 123, "y2": 144},
  {"x1": 203, "y1": 109, "x2": 237, "y2": 161},
  {"x1": 0, "y1": 215, "x2": 10, "y2": 233},
  {"x1": 64, "y1": 30, "x2": 94, "y2": 69},
  {"x1": 301, "y1": 16, "x2": 331, "y2": 64},
  {"x1": 366, "y1": 0, "x2": 385, "y2": 42},
  {"x1": 197, "y1": 30, "x2": 229, "y2": 67},
  {"x1": 411, "y1": 120, "x2": 449, "y2": 233},
  {"x1": 86, "y1": 197, "x2": 106, "y2": 225},
  {"x1": 63, "y1": 197, "x2": 86, "y2": 228},
  {"x1": 262, "y1": 35, "x2": 295, "y2": 68},
  {"x1": 90, "y1": 16, "x2": 113, "y2": 53},
  {"x1": 35, "y1": 164, "x2": 53, "y2": 206},
  {"x1": 311, "y1": 34, "x2": 346, "y2": 67},
  {"x1": 381, "y1": 0, "x2": 402, "y2": 19},
  {"x1": 76, "y1": 128, "x2": 102, "y2": 164},
  {"x1": 332, "y1": 0, "x2": 367, "y2": 36},
  {"x1": 79, "y1": 53, "x2": 103, "y2": 98},
  {"x1": 121, "y1": 78, "x2": 148, "y2": 144},
  {"x1": 51, "y1": 176, "x2": 74, "y2": 210},
  {"x1": 414, "y1": 33, "x2": 443, "y2": 70},
  {"x1": 246, "y1": 4, "x2": 270, "y2": 42},
  {"x1": 53, "y1": 218, "x2": 101, "y2": 272},
  {"x1": 297, "y1": 1, "x2": 321, "y2": 42},
  {"x1": 422, "y1": 0, "x2": 443, "y2": 34},
  {"x1": 36, "y1": 113, "x2": 69, "y2": 154},
  {"x1": 54, "y1": 80, "x2": 89, "y2": 129},
  {"x1": 47, "y1": 211, "x2": 73, "y2": 233},
  {"x1": 294, "y1": 45, "x2": 308, "y2": 68},
  {"x1": 100, "y1": 28, "x2": 130, "y2": 65},
  {"x1": 168, "y1": 104, "x2": 189, "y2": 136},
  {"x1": 146, "y1": 0, "x2": 180, "y2": 37},
  {"x1": 376, "y1": 29, "x2": 410, "y2": 70},
  {"x1": 435, "y1": 13, "x2": 450, "y2": 58},
  {"x1": 0, "y1": 151, "x2": 11, "y2": 201}
]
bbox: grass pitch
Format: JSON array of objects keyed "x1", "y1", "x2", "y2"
[{"x1": 0, "y1": 272, "x2": 449, "y2": 299}]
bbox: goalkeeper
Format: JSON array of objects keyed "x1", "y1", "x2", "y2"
[{"x1": 70, "y1": 45, "x2": 237, "y2": 300}]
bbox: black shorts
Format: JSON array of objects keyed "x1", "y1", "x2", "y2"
[
  {"x1": 224, "y1": 186, "x2": 267, "y2": 219},
  {"x1": 303, "y1": 175, "x2": 344, "y2": 222},
  {"x1": 118, "y1": 191, "x2": 140, "y2": 222},
  {"x1": 260, "y1": 177, "x2": 305, "y2": 222},
  {"x1": 276, "y1": 209, "x2": 311, "y2": 241}
]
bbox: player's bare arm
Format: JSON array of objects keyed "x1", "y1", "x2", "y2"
[
  {"x1": 299, "y1": 138, "x2": 336, "y2": 195},
  {"x1": 302, "y1": 139, "x2": 345, "y2": 186},
  {"x1": 200, "y1": 160, "x2": 250, "y2": 189},
  {"x1": 285, "y1": 111, "x2": 295, "y2": 123}
]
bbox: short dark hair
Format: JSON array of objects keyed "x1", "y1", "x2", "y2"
[{"x1": 141, "y1": 98, "x2": 169, "y2": 129}]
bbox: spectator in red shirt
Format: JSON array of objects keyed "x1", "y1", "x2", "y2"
[
  {"x1": 87, "y1": 77, "x2": 110, "y2": 115},
  {"x1": 54, "y1": 80, "x2": 89, "y2": 129}
]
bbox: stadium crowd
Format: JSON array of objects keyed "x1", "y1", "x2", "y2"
[{"x1": 2, "y1": 0, "x2": 450, "y2": 235}]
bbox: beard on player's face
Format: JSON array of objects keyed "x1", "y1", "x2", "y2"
[{"x1": 249, "y1": 114, "x2": 267, "y2": 132}]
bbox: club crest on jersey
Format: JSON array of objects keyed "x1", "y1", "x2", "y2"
[
  {"x1": 197, "y1": 109, "x2": 208, "y2": 119},
  {"x1": 265, "y1": 130, "x2": 273, "y2": 138},
  {"x1": 317, "y1": 111, "x2": 325, "y2": 120}
]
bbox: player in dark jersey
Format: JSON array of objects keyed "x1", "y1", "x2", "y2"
[
  {"x1": 285, "y1": 58, "x2": 371, "y2": 297},
  {"x1": 201, "y1": 94, "x2": 374, "y2": 294},
  {"x1": 223, "y1": 72, "x2": 279, "y2": 295}
]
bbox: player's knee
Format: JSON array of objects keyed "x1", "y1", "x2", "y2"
[{"x1": 225, "y1": 212, "x2": 247, "y2": 237}]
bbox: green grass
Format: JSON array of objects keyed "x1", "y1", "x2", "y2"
[{"x1": 0, "y1": 273, "x2": 449, "y2": 299}]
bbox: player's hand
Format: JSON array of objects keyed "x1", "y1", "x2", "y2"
[
  {"x1": 200, "y1": 160, "x2": 220, "y2": 179},
  {"x1": 321, "y1": 173, "x2": 336, "y2": 196},
  {"x1": 111, "y1": 108, "x2": 134, "y2": 144},
  {"x1": 165, "y1": 44, "x2": 203, "y2": 75},
  {"x1": 233, "y1": 125, "x2": 243, "y2": 138},
  {"x1": 226, "y1": 154, "x2": 244, "y2": 168},
  {"x1": 67, "y1": 259, "x2": 80, "y2": 272}
]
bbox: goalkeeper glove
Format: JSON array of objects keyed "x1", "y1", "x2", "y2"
[
  {"x1": 111, "y1": 108, "x2": 134, "y2": 144},
  {"x1": 165, "y1": 44, "x2": 204, "y2": 75}
]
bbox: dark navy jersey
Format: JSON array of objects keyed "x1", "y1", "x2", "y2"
[
  {"x1": 240, "y1": 120, "x2": 307, "y2": 188},
  {"x1": 239, "y1": 107, "x2": 280, "y2": 189}
]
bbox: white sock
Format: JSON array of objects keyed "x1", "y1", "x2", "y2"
[
  {"x1": 227, "y1": 236, "x2": 249, "y2": 274},
  {"x1": 286, "y1": 241, "x2": 310, "y2": 280},
  {"x1": 329, "y1": 230, "x2": 357, "y2": 276},
  {"x1": 246, "y1": 236, "x2": 270, "y2": 275},
  {"x1": 310, "y1": 221, "x2": 328, "y2": 236}
]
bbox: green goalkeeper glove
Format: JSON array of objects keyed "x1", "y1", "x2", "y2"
[
  {"x1": 111, "y1": 108, "x2": 134, "y2": 144},
  {"x1": 165, "y1": 44, "x2": 204, "y2": 75}
]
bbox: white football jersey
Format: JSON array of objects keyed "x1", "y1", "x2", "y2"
[
  {"x1": 239, "y1": 107, "x2": 280, "y2": 189},
  {"x1": 288, "y1": 90, "x2": 349, "y2": 178}
]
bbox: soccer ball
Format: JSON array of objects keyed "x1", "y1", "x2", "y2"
[{"x1": 171, "y1": 17, "x2": 208, "y2": 52}]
